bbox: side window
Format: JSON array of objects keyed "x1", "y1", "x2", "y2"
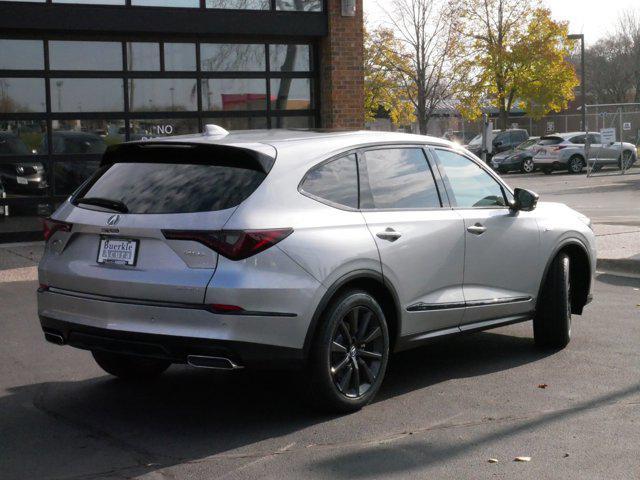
[
  {"x1": 518, "y1": 131, "x2": 528, "y2": 142},
  {"x1": 300, "y1": 154, "x2": 358, "y2": 209},
  {"x1": 588, "y1": 134, "x2": 601, "y2": 144},
  {"x1": 359, "y1": 148, "x2": 441, "y2": 209},
  {"x1": 570, "y1": 135, "x2": 586, "y2": 144},
  {"x1": 435, "y1": 149, "x2": 507, "y2": 208}
]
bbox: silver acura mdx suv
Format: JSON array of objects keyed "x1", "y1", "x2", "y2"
[{"x1": 38, "y1": 127, "x2": 596, "y2": 412}]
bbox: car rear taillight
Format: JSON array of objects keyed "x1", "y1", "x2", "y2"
[
  {"x1": 43, "y1": 218, "x2": 72, "y2": 241},
  {"x1": 162, "y1": 228, "x2": 293, "y2": 261}
]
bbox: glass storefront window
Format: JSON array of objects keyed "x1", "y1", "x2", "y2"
[
  {"x1": 0, "y1": 120, "x2": 47, "y2": 155},
  {"x1": 50, "y1": 78, "x2": 124, "y2": 112},
  {"x1": 200, "y1": 43, "x2": 266, "y2": 72},
  {"x1": 201, "y1": 78, "x2": 267, "y2": 111},
  {"x1": 0, "y1": 161, "x2": 48, "y2": 197},
  {"x1": 127, "y1": 42, "x2": 160, "y2": 71},
  {"x1": 0, "y1": 40, "x2": 44, "y2": 70},
  {"x1": 51, "y1": 119, "x2": 125, "y2": 195},
  {"x1": 275, "y1": 0, "x2": 322, "y2": 11},
  {"x1": 129, "y1": 118, "x2": 199, "y2": 140},
  {"x1": 49, "y1": 41, "x2": 123, "y2": 71},
  {"x1": 164, "y1": 43, "x2": 196, "y2": 71},
  {"x1": 269, "y1": 44, "x2": 311, "y2": 71},
  {"x1": 272, "y1": 116, "x2": 314, "y2": 128},
  {"x1": 128, "y1": 79, "x2": 197, "y2": 112},
  {"x1": 203, "y1": 117, "x2": 267, "y2": 130},
  {"x1": 52, "y1": 0, "x2": 125, "y2": 4},
  {"x1": 131, "y1": 0, "x2": 199, "y2": 7},
  {"x1": 270, "y1": 78, "x2": 312, "y2": 110},
  {"x1": 0, "y1": 78, "x2": 46, "y2": 113},
  {"x1": 206, "y1": 0, "x2": 269, "y2": 8}
]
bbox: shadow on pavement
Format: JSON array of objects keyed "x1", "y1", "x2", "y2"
[
  {"x1": 2, "y1": 330, "x2": 554, "y2": 479},
  {"x1": 595, "y1": 272, "x2": 640, "y2": 288}
]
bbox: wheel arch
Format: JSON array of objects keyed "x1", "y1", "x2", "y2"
[
  {"x1": 302, "y1": 270, "x2": 402, "y2": 360},
  {"x1": 537, "y1": 240, "x2": 592, "y2": 315}
]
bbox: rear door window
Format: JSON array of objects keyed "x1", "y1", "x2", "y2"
[
  {"x1": 539, "y1": 136, "x2": 563, "y2": 146},
  {"x1": 300, "y1": 154, "x2": 358, "y2": 209},
  {"x1": 569, "y1": 135, "x2": 586, "y2": 144},
  {"x1": 75, "y1": 162, "x2": 266, "y2": 214},
  {"x1": 359, "y1": 148, "x2": 441, "y2": 209}
]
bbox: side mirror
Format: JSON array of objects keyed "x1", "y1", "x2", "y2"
[
  {"x1": 494, "y1": 140, "x2": 503, "y2": 147},
  {"x1": 510, "y1": 188, "x2": 539, "y2": 212}
]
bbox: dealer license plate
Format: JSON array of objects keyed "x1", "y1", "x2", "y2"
[{"x1": 97, "y1": 237, "x2": 139, "y2": 266}]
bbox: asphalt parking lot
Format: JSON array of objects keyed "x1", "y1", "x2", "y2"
[{"x1": 1, "y1": 168, "x2": 639, "y2": 480}]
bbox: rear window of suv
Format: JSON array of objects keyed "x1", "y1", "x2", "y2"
[{"x1": 75, "y1": 162, "x2": 266, "y2": 214}]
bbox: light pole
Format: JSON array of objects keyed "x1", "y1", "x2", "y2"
[{"x1": 568, "y1": 34, "x2": 586, "y2": 130}]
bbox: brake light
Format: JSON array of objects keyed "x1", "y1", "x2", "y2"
[
  {"x1": 43, "y1": 218, "x2": 72, "y2": 241},
  {"x1": 162, "y1": 228, "x2": 293, "y2": 261}
]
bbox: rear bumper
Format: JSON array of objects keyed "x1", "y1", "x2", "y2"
[
  {"x1": 40, "y1": 316, "x2": 304, "y2": 369},
  {"x1": 38, "y1": 287, "x2": 310, "y2": 369}
]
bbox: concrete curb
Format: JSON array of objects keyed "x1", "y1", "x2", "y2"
[{"x1": 596, "y1": 258, "x2": 640, "y2": 276}]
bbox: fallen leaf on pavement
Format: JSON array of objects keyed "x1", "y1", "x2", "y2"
[
  {"x1": 488, "y1": 458, "x2": 499, "y2": 464},
  {"x1": 563, "y1": 453, "x2": 570, "y2": 458},
  {"x1": 538, "y1": 384, "x2": 548, "y2": 389},
  {"x1": 514, "y1": 456, "x2": 531, "y2": 462}
]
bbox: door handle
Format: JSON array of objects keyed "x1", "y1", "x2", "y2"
[
  {"x1": 467, "y1": 223, "x2": 487, "y2": 235},
  {"x1": 376, "y1": 228, "x2": 402, "y2": 242}
]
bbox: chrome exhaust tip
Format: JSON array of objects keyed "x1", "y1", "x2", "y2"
[
  {"x1": 187, "y1": 355, "x2": 244, "y2": 370},
  {"x1": 44, "y1": 331, "x2": 65, "y2": 345}
]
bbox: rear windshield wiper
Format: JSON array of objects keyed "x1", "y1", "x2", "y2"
[{"x1": 76, "y1": 197, "x2": 129, "y2": 213}]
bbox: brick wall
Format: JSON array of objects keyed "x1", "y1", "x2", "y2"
[{"x1": 319, "y1": 0, "x2": 365, "y2": 129}]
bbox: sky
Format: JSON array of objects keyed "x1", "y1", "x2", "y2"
[{"x1": 363, "y1": 0, "x2": 640, "y2": 45}]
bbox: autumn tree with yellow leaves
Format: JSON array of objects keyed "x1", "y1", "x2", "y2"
[{"x1": 457, "y1": 0, "x2": 579, "y2": 129}]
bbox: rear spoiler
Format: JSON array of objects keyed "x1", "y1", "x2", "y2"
[{"x1": 101, "y1": 142, "x2": 275, "y2": 174}]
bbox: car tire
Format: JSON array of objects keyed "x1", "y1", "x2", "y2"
[
  {"x1": 568, "y1": 155, "x2": 585, "y2": 174},
  {"x1": 534, "y1": 253, "x2": 571, "y2": 350},
  {"x1": 92, "y1": 351, "x2": 171, "y2": 379},
  {"x1": 521, "y1": 158, "x2": 535, "y2": 174},
  {"x1": 306, "y1": 290, "x2": 390, "y2": 413},
  {"x1": 618, "y1": 150, "x2": 634, "y2": 170}
]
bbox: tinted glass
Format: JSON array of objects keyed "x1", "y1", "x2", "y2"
[
  {"x1": 201, "y1": 78, "x2": 267, "y2": 111},
  {"x1": 49, "y1": 41, "x2": 122, "y2": 70},
  {"x1": 51, "y1": 78, "x2": 124, "y2": 112},
  {"x1": 361, "y1": 149, "x2": 440, "y2": 209},
  {"x1": 206, "y1": 0, "x2": 269, "y2": 8},
  {"x1": 0, "y1": 78, "x2": 46, "y2": 113},
  {"x1": 200, "y1": 43, "x2": 265, "y2": 71},
  {"x1": 79, "y1": 162, "x2": 266, "y2": 214},
  {"x1": 53, "y1": 0, "x2": 124, "y2": 3},
  {"x1": 0, "y1": 40, "x2": 44, "y2": 70},
  {"x1": 130, "y1": 118, "x2": 199, "y2": 140},
  {"x1": 0, "y1": 121, "x2": 46, "y2": 155},
  {"x1": 127, "y1": 42, "x2": 160, "y2": 71},
  {"x1": 164, "y1": 43, "x2": 196, "y2": 71},
  {"x1": 275, "y1": 0, "x2": 321, "y2": 11},
  {"x1": 131, "y1": 0, "x2": 199, "y2": 6},
  {"x1": 203, "y1": 117, "x2": 267, "y2": 130},
  {"x1": 51, "y1": 119, "x2": 125, "y2": 154},
  {"x1": 270, "y1": 78, "x2": 312, "y2": 110},
  {"x1": 269, "y1": 44, "x2": 311, "y2": 71},
  {"x1": 128, "y1": 79, "x2": 197, "y2": 112},
  {"x1": 54, "y1": 161, "x2": 101, "y2": 195},
  {"x1": 301, "y1": 155, "x2": 358, "y2": 208},
  {"x1": 436, "y1": 150, "x2": 506, "y2": 208},
  {"x1": 588, "y1": 134, "x2": 601, "y2": 144},
  {"x1": 272, "y1": 116, "x2": 314, "y2": 128},
  {"x1": 569, "y1": 135, "x2": 585, "y2": 144},
  {"x1": 539, "y1": 136, "x2": 563, "y2": 145}
]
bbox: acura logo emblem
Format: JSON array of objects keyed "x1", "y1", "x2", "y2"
[{"x1": 106, "y1": 214, "x2": 121, "y2": 226}]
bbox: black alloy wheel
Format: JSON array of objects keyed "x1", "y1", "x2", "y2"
[{"x1": 330, "y1": 305, "x2": 385, "y2": 398}]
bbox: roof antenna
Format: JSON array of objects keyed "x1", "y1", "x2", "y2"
[{"x1": 203, "y1": 124, "x2": 229, "y2": 137}]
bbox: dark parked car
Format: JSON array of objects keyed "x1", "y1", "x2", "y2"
[
  {"x1": 443, "y1": 130, "x2": 476, "y2": 145},
  {"x1": 466, "y1": 129, "x2": 529, "y2": 162},
  {"x1": 0, "y1": 132, "x2": 47, "y2": 195},
  {"x1": 41, "y1": 132, "x2": 107, "y2": 195},
  {"x1": 490, "y1": 137, "x2": 540, "y2": 174}
]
